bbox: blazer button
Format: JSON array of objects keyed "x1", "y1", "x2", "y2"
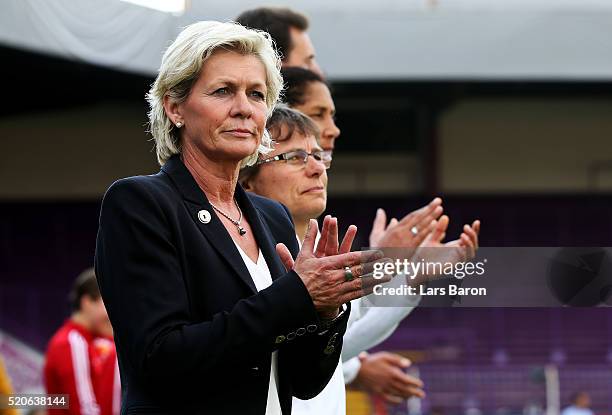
[
  {"x1": 324, "y1": 345, "x2": 335, "y2": 355},
  {"x1": 287, "y1": 331, "x2": 296, "y2": 341},
  {"x1": 307, "y1": 324, "x2": 317, "y2": 333},
  {"x1": 296, "y1": 328, "x2": 306, "y2": 336},
  {"x1": 275, "y1": 335, "x2": 286, "y2": 344}
]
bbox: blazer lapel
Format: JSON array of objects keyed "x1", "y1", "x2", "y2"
[
  {"x1": 162, "y1": 156, "x2": 258, "y2": 294},
  {"x1": 235, "y1": 186, "x2": 287, "y2": 281}
]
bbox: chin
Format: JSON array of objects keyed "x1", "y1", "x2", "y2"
[
  {"x1": 313, "y1": 195, "x2": 327, "y2": 208},
  {"x1": 224, "y1": 146, "x2": 259, "y2": 163},
  {"x1": 307, "y1": 203, "x2": 327, "y2": 219},
  {"x1": 221, "y1": 135, "x2": 259, "y2": 153}
]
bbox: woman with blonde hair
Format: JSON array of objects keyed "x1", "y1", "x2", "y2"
[{"x1": 95, "y1": 21, "x2": 383, "y2": 414}]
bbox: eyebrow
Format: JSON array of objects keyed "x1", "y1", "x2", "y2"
[
  {"x1": 309, "y1": 106, "x2": 327, "y2": 112},
  {"x1": 308, "y1": 105, "x2": 335, "y2": 115},
  {"x1": 286, "y1": 146, "x2": 324, "y2": 153},
  {"x1": 208, "y1": 77, "x2": 267, "y2": 90}
]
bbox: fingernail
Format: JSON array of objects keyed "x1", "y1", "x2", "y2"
[{"x1": 401, "y1": 358, "x2": 410, "y2": 366}]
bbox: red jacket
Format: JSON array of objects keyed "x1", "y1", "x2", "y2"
[{"x1": 44, "y1": 320, "x2": 120, "y2": 415}]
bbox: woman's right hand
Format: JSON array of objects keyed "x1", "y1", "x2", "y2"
[{"x1": 276, "y1": 217, "x2": 388, "y2": 319}]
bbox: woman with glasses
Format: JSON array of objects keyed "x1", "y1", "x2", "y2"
[
  {"x1": 242, "y1": 106, "x2": 332, "y2": 240},
  {"x1": 240, "y1": 105, "x2": 427, "y2": 415}
]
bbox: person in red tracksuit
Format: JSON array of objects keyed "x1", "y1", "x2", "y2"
[{"x1": 44, "y1": 268, "x2": 120, "y2": 415}]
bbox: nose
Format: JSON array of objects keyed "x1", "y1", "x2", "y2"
[
  {"x1": 229, "y1": 91, "x2": 253, "y2": 118},
  {"x1": 305, "y1": 154, "x2": 326, "y2": 176},
  {"x1": 321, "y1": 118, "x2": 340, "y2": 151}
]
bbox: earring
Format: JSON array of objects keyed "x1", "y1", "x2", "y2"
[{"x1": 176, "y1": 121, "x2": 183, "y2": 128}]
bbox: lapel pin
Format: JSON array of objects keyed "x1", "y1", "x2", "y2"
[{"x1": 198, "y1": 209, "x2": 211, "y2": 224}]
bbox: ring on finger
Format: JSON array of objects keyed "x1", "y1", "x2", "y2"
[
  {"x1": 344, "y1": 266, "x2": 355, "y2": 282},
  {"x1": 410, "y1": 226, "x2": 418, "y2": 236}
]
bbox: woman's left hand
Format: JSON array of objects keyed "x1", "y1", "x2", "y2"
[
  {"x1": 276, "y1": 215, "x2": 358, "y2": 271},
  {"x1": 276, "y1": 217, "x2": 388, "y2": 319},
  {"x1": 315, "y1": 215, "x2": 358, "y2": 257}
]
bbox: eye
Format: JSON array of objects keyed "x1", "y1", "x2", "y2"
[
  {"x1": 309, "y1": 111, "x2": 324, "y2": 119},
  {"x1": 213, "y1": 87, "x2": 229, "y2": 96},
  {"x1": 286, "y1": 154, "x2": 302, "y2": 162},
  {"x1": 250, "y1": 90, "x2": 266, "y2": 101},
  {"x1": 284, "y1": 150, "x2": 306, "y2": 163}
]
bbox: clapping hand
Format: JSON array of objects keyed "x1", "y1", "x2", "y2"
[
  {"x1": 276, "y1": 216, "x2": 391, "y2": 319},
  {"x1": 410, "y1": 215, "x2": 481, "y2": 284},
  {"x1": 369, "y1": 198, "x2": 444, "y2": 249}
]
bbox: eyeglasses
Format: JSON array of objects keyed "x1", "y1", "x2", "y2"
[{"x1": 256, "y1": 149, "x2": 332, "y2": 169}]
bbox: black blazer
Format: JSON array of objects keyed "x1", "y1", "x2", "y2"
[{"x1": 95, "y1": 155, "x2": 349, "y2": 415}]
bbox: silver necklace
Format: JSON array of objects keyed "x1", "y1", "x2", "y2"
[{"x1": 209, "y1": 199, "x2": 247, "y2": 236}]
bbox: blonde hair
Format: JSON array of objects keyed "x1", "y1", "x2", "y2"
[{"x1": 147, "y1": 21, "x2": 283, "y2": 166}]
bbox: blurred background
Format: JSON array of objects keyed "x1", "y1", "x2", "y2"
[{"x1": 0, "y1": 0, "x2": 611, "y2": 414}]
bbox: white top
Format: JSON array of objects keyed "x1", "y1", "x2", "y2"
[
  {"x1": 561, "y1": 407, "x2": 594, "y2": 415},
  {"x1": 233, "y1": 242, "x2": 282, "y2": 415},
  {"x1": 291, "y1": 233, "x2": 420, "y2": 415}
]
